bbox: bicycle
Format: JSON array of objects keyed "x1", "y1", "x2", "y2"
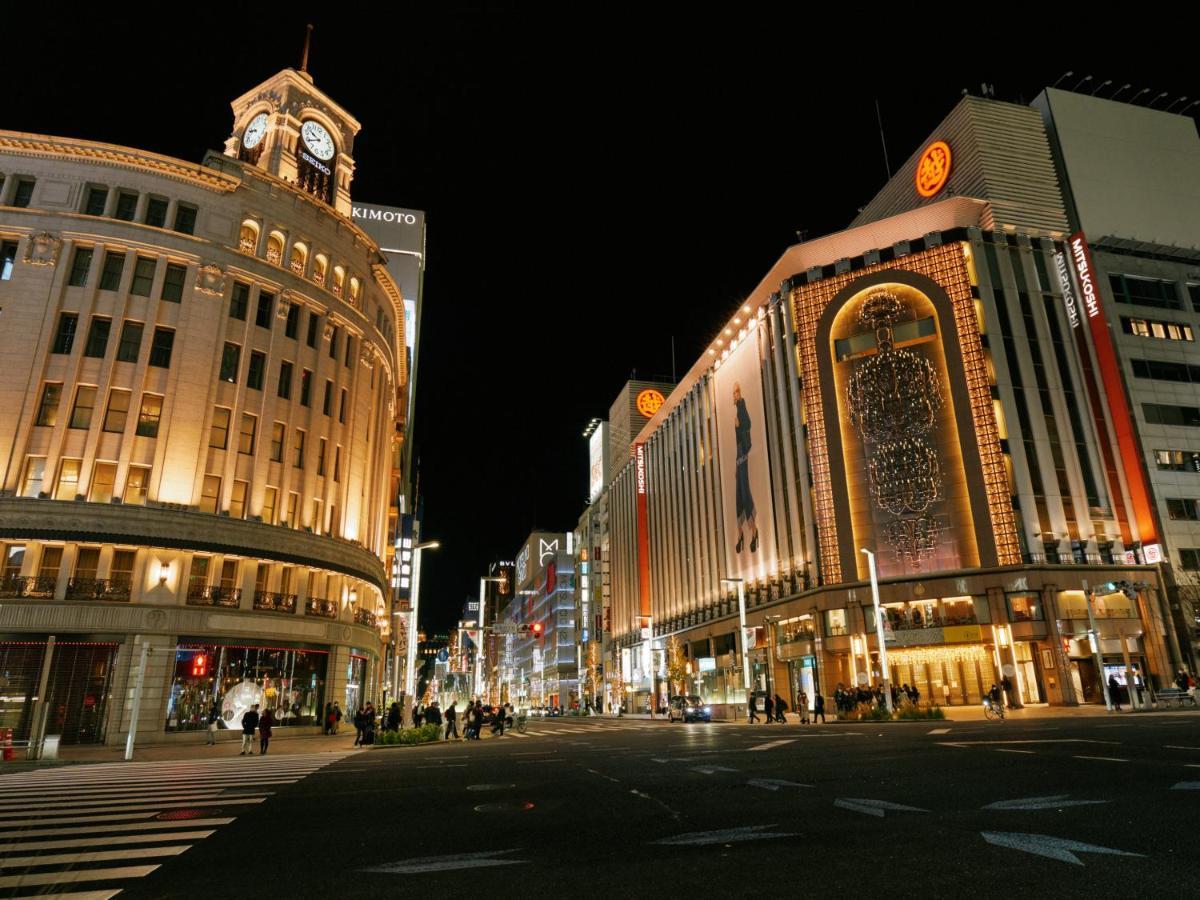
[
  {"x1": 983, "y1": 697, "x2": 1006, "y2": 721},
  {"x1": 515, "y1": 713, "x2": 527, "y2": 734}
]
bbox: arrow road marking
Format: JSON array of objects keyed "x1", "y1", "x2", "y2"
[
  {"x1": 747, "y1": 740, "x2": 796, "y2": 751},
  {"x1": 981, "y1": 832, "x2": 1143, "y2": 866},
  {"x1": 1170, "y1": 782, "x2": 1200, "y2": 790},
  {"x1": 653, "y1": 825, "x2": 798, "y2": 846},
  {"x1": 748, "y1": 779, "x2": 810, "y2": 792},
  {"x1": 983, "y1": 795, "x2": 1109, "y2": 811},
  {"x1": 690, "y1": 766, "x2": 739, "y2": 775},
  {"x1": 363, "y1": 850, "x2": 527, "y2": 874},
  {"x1": 928, "y1": 728, "x2": 951, "y2": 734},
  {"x1": 834, "y1": 798, "x2": 927, "y2": 817}
]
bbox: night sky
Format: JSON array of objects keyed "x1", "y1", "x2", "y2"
[{"x1": 6, "y1": 11, "x2": 1193, "y2": 630}]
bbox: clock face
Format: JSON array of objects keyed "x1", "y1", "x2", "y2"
[
  {"x1": 301, "y1": 121, "x2": 336, "y2": 161},
  {"x1": 242, "y1": 113, "x2": 269, "y2": 150}
]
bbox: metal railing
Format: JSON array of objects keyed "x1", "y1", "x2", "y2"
[
  {"x1": 305, "y1": 598, "x2": 337, "y2": 619},
  {"x1": 0, "y1": 574, "x2": 57, "y2": 599},
  {"x1": 186, "y1": 585, "x2": 242, "y2": 607},
  {"x1": 353, "y1": 607, "x2": 377, "y2": 628},
  {"x1": 254, "y1": 592, "x2": 297, "y2": 614},
  {"x1": 65, "y1": 577, "x2": 131, "y2": 602}
]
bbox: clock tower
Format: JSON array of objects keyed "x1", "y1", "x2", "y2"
[{"x1": 224, "y1": 67, "x2": 361, "y2": 217}]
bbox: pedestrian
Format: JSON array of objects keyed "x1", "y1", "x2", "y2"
[
  {"x1": 747, "y1": 694, "x2": 760, "y2": 723},
  {"x1": 258, "y1": 707, "x2": 274, "y2": 755},
  {"x1": 813, "y1": 691, "x2": 826, "y2": 724},
  {"x1": 240, "y1": 704, "x2": 259, "y2": 756},
  {"x1": 428, "y1": 702, "x2": 442, "y2": 728},
  {"x1": 471, "y1": 701, "x2": 484, "y2": 740},
  {"x1": 387, "y1": 701, "x2": 401, "y2": 732},
  {"x1": 1001, "y1": 674, "x2": 1014, "y2": 708},
  {"x1": 333, "y1": 702, "x2": 342, "y2": 734},
  {"x1": 206, "y1": 700, "x2": 220, "y2": 746},
  {"x1": 445, "y1": 702, "x2": 459, "y2": 740},
  {"x1": 797, "y1": 691, "x2": 809, "y2": 725},
  {"x1": 353, "y1": 706, "x2": 365, "y2": 746},
  {"x1": 324, "y1": 702, "x2": 334, "y2": 735},
  {"x1": 764, "y1": 694, "x2": 774, "y2": 723},
  {"x1": 492, "y1": 706, "x2": 506, "y2": 736},
  {"x1": 1176, "y1": 669, "x2": 1189, "y2": 693},
  {"x1": 413, "y1": 704, "x2": 424, "y2": 728},
  {"x1": 773, "y1": 694, "x2": 788, "y2": 723},
  {"x1": 1108, "y1": 674, "x2": 1122, "y2": 711},
  {"x1": 363, "y1": 702, "x2": 377, "y2": 744}
]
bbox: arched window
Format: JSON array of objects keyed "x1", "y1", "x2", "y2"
[
  {"x1": 266, "y1": 232, "x2": 285, "y2": 266},
  {"x1": 290, "y1": 242, "x2": 308, "y2": 275},
  {"x1": 348, "y1": 277, "x2": 361, "y2": 306},
  {"x1": 312, "y1": 254, "x2": 328, "y2": 287},
  {"x1": 332, "y1": 266, "x2": 345, "y2": 297},
  {"x1": 238, "y1": 220, "x2": 259, "y2": 254}
]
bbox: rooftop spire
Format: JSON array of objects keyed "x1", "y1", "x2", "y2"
[{"x1": 300, "y1": 23, "x2": 313, "y2": 74}]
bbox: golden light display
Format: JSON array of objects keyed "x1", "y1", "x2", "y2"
[
  {"x1": 915, "y1": 140, "x2": 952, "y2": 198},
  {"x1": 636, "y1": 389, "x2": 666, "y2": 418}
]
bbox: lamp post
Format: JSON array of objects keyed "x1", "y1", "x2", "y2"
[
  {"x1": 861, "y1": 548, "x2": 894, "y2": 714},
  {"x1": 764, "y1": 614, "x2": 782, "y2": 708},
  {"x1": 721, "y1": 577, "x2": 751, "y2": 710},
  {"x1": 477, "y1": 576, "x2": 504, "y2": 701},
  {"x1": 1081, "y1": 579, "x2": 1114, "y2": 712},
  {"x1": 399, "y1": 541, "x2": 439, "y2": 715}
]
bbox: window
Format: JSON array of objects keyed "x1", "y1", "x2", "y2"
[
  {"x1": 1143, "y1": 404, "x2": 1200, "y2": 427},
  {"x1": 277, "y1": 361, "x2": 292, "y2": 399},
  {"x1": 327, "y1": 505, "x2": 338, "y2": 536},
  {"x1": 173, "y1": 203, "x2": 197, "y2": 235},
  {"x1": 160, "y1": 263, "x2": 186, "y2": 302},
  {"x1": 36, "y1": 383, "x2": 62, "y2": 427},
  {"x1": 189, "y1": 556, "x2": 211, "y2": 596},
  {"x1": 230, "y1": 282, "x2": 249, "y2": 320},
  {"x1": 123, "y1": 466, "x2": 150, "y2": 505},
  {"x1": 334, "y1": 445, "x2": 341, "y2": 482},
  {"x1": 300, "y1": 369, "x2": 312, "y2": 407},
  {"x1": 1121, "y1": 316, "x2": 1194, "y2": 342},
  {"x1": 317, "y1": 438, "x2": 327, "y2": 476},
  {"x1": 306, "y1": 312, "x2": 319, "y2": 347},
  {"x1": 84, "y1": 186, "x2": 108, "y2": 216},
  {"x1": 111, "y1": 549, "x2": 135, "y2": 587},
  {"x1": 102, "y1": 389, "x2": 131, "y2": 433},
  {"x1": 209, "y1": 407, "x2": 231, "y2": 449},
  {"x1": 262, "y1": 487, "x2": 278, "y2": 524},
  {"x1": 1155, "y1": 449, "x2": 1200, "y2": 472},
  {"x1": 116, "y1": 321, "x2": 143, "y2": 362},
  {"x1": 256, "y1": 291, "x2": 274, "y2": 329},
  {"x1": 311, "y1": 499, "x2": 323, "y2": 535},
  {"x1": 11, "y1": 178, "x2": 35, "y2": 208},
  {"x1": 238, "y1": 413, "x2": 256, "y2": 455},
  {"x1": 130, "y1": 257, "x2": 155, "y2": 296},
  {"x1": 114, "y1": 191, "x2": 137, "y2": 221},
  {"x1": 89, "y1": 463, "x2": 117, "y2": 503},
  {"x1": 145, "y1": 196, "x2": 168, "y2": 228},
  {"x1": 292, "y1": 429, "x2": 305, "y2": 468},
  {"x1": 73, "y1": 547, "x2": 99, "y2": 582},
  {"x1": 825, "y1": 608, "x2": 848, "y2": 635},
  {"x1": 329, "y1": 325, "x2": 339, "y2": 359},
  {"x1": 344, "y1": 336, "x2": 353, "y2": 368},
  {"x1": 1109, "y1": 273, "x2": 1181, "y2": 310},
  {"x1": 21, "y1": 457, "x2": 46, "y2": 497},
  {"x1": 230, "y1": 480, "x2": 249, "y2": 519},
  {"x1": 38, "y1": 547, "x2": 63, "y2": 582},
  {"x1": 1167, "y1": 497, "x2": 1200, "y2": 520},
  {"x1": 270, "y1": 423, "x2": 285, "y2": 462},
  {"x1": 136, "y1": 394, "x2": 162, "y2": 437},
  {"x1": 1007, "y1": 593, "x2": 1043, "y2": 622},
  {"x1": 83, "y1": 316, "x2": 111, "y2": 358},
  {"x1": 199, "y1": 475, "x2": 221, "y2": 514},
  {"x1": 339, "y1": 388, "x2": 347, "y2": 424},
  {"x1": 323, "y1": 380, "x2": 333, "y2": 416},
  {"x1": 216, "y1": 342, "x2": 241, "y2": 383},
  {"x1": 247, "y1": 351, "x2": 265, "y2": 390},
  {"x1": 3, "y1": 545, "x2": 25, "y2": 581},
  {"x1": 1130, "y1": 358, "x2": 1200, "y2": 384},
  {"x1": 99, "y1": 251, "x2": 125, "y2": 291},
  {"x1": 286, "y1": 492, "x2": 299, "y2": 528},
  {"x1": 0, "y1": 240, "x2": 15, "y2": 280},
  {"x1": 1181, "y1": 548, "x2": 1200, "y2": 571},
  {"x1": 53, "y1": 313, "x2": 78, "y2": 354},
  {"x1": 55, "y1": 458, "x2": 81, "y2": 500},
  {"x1": 67, "y1": 247, "x2": 93, "y2": 286},
  {"x1": 285, "y1": 302, "x2": 299, "y2": 338},
  {"x1": 70, "y1": 386, "x2": 97, "y2": 429},
  {"x1": 148, "y1": 328, "x2": 174, "y2": 367}
]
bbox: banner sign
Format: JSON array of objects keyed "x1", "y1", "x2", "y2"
[{"x1": 635, "y1": 442, "x2": 652, "y2": 618}]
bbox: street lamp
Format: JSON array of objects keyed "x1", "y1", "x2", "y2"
[
  {"x1": 398, "y1": 540, "x2": 439, "y2": 713},
  {"x1": 721, "y1": 577, "x2": 751, "y2": 706},
  {"x1": 477, "y1": 575, "x2": 504, "y2": 701},
  {"x1": 860, "y1": 548, "x2": 894, "y2": 714}
]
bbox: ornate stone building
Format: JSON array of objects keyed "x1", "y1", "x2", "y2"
[{"x1": 0, "y1": 67, "x2": 407, "y2": 747}]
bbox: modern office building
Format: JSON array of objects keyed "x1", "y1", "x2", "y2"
[
  {"x1": 596, "y1": 89, "x2": 1190, "y2": 717},
  {"x1": 0, "y1": 65, "x2": 408, "y2": 748}
]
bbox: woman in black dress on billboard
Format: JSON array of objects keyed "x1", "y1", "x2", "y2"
[{"x1": 733, "y1": 383, "x2": 759, "y2": 554}]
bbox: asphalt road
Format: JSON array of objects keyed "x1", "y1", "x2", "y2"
[{"x1": 4, "y1": 712, "x2": 1199, "y2": 898}]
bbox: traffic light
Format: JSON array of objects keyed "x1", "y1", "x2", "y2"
[{"x1": 530, "y1": 621, "x2": 544, "y2": 638}]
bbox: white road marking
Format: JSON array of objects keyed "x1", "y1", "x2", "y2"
[
  {"x1": 1165, "y1": 746, "x2": 1200, "y2": 750},
  {"x1": 0, "y1": 864, "x2": 162, "y2": 890},
  {"x1": 1072, "y1": 756, "x2": 1128, "y2": 763},
  {"x1": 689, "y1": 766, "x2": 738, "y2": 775},
  {"x1": 363, "y1": 849, "x2": 527, "y2": 874},
  {"x1": 996, "y1": 749, "x2": 1036, "y2": 754},
  {"x1": 835, "y1": 798, "x2": 927, "y2": 817},
  {"x1": 1170, "y1": 782, "x2": 1200, "y2": 790},
  {"x1": 0, "y1": 797, "x2": 265, "y2": 820},
  {"x1": 0, "y1": 779, "x2": 299, "y2": 799},
  {"x1": 748, "y1": 779, "x2": 810, "y2": 792},
  {"x1": 0, "y1": 818, "x2": 235, "y2": 839},
  {"x1": 517, "y1": 759, "x2": 566, "y2": 764},
  {"x1": 653, "y1": 825, "x2": 797, "y2": 846},
  {"x1": 984, "y1": 795, "x2": 1108, "y2": 811},
  {"x1": 10, "y1": 892, "x2": 120, "y2": 900},
  {"x1": 0, "y1": 829, "x2": 216, "y2": 852},
  {"x1": 416, "y1": 764, "x2": 467, "y2": 768},
  {"x1": 928, "y1": 728, "x2": 951, "y2": 735},
  {"x1": 747, "y1": 739, "x2": 796, "y2": 751},
  {"x1": 981, "y1": 831, "x2": 1143, "y2": 865},
  {"x1": 0, "y1": 791, "x2": 232, "y2": 811},
  {"x1": 0, "y1": 844, "x2": 191, "y2": 868}
]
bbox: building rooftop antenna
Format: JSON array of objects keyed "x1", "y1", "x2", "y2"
[{"x1": 300, "y1": 23, "x2": 314, "y2": 74}]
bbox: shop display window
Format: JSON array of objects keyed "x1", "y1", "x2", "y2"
[
  {"x1": 1007, "y1": 593, "x2": 1043, "y2": 622},
  {"x1": 164, "y1": 642, "x2": 327, "y2": 732}
]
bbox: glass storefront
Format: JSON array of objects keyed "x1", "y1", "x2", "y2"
[
  {"x1": 345, "y1": 654, "x2": 366, "y2": 714},
  {"x1": 0, "y1": 641, "x2": 115, "y2": 744},
  {"x1": 164, "y1": 641, "x2": 327, "y2": 732}
]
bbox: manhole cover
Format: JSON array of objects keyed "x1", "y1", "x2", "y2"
[
  {"x1": 473, "y1": 801, "x2": 535, "y2": 813},
  {"x1": 156, "y1": 808, "x2": 213, "y2": 820},
  {"x1": 467, "y1": 783, "x2": 516, "y2": 792}
]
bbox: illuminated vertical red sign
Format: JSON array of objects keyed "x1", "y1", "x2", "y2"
[
  {"x1": 634, "y1": 442, "x2": 651, "y2": 618},
  {"x1": 1067, "y1": 232, "x2": 1157, "y2": 545},
  {"x1": 191, "y1": 654, "x2": 207, "y2": 677}
]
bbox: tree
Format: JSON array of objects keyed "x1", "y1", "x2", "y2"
[{"x1": 666, "y1": 635, "x2": 687, "y2": 695}]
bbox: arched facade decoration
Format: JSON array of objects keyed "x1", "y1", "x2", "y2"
[
  {"x1": 238, "y1": 219, "x2": 259, "y2": 254},
  {"x1": 266, "y1": 231, "x2": 285, "y2": 266},
  {"x1": 312, "y1": 253, "x2": 328, "y2": 287},
  {"x1": 289, "y1": 242, "x2": 308, "y2": 276}
]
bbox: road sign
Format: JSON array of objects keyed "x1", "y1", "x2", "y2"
[
  {"x1": 437, "y1": 648, "x2": 449, "y2": 663},
  {"x1": 490, "y1": 624, "x2": 522, "y2": 635}
]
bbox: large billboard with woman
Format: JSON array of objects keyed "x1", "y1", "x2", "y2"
[{"x1": 714, "y1": 327, "x2": 777, "y2": 586}]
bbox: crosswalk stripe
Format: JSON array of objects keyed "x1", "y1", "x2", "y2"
[
  {"x1": 0, "y1": 796, "x2": 265, "y2": 822},
  {"x1": 0, "y1": 780, "x2": 299, "y2": 799},
  {"x1": 0, "y1": 794, "x2": 267, "y2": 818},
  {"x1": 11, "y1": 891, "x2": 120, "y2": 900},
  {"x1": 0, "y1": 818, "x2": 235, "y2": 840},
  {"x1": 0, "y1": 865, "x2": 162, "y2": 890},
  {"x1": 0, "y1": 829, "x2": 217, "y2": 853},
  {"x1": 0, "y1": 792, "x2": 228, "y2": 811},
  {"x1": 0, "y1": 844, "x2": 191, "y2": 868}
]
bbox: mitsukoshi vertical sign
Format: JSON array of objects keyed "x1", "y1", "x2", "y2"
[
  {"x1": 713, "y1": 326, "x2": 777, "y2": 585},
  {"x1": 634, "y1": 442, "x2": 651, "y2": 619}
]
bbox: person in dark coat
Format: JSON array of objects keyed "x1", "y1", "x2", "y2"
[
  {"x1": 813, "y1": 691, "x2": 826, "y2": 724},
  {"x1": 1108, "y1": 674, "x2": 1122, "y2": 710},
  {"x1": 763, "y1": 694, "x2": 774, "y2": 723},
  {"x1": 471, "y1": 701, "x2": 484, "y2": 740},
  {"x1": 445, "y1": 702, "x2": 459, "y2": 740},
  {"x1": 240, "y1": 705, "x2": 259, "y2": 756},
  {"x1": 387, "y1": 702, "x2": 401, "y2": 732},
  {"x1": 353, "y1": 706, "x2": 365, "y2": 746},
  {"x1": 731, "y1": 383, "x2": 759, "y2": 555},
  {"x1": 747, "y1": 694, "x2": 760, "y2": 723},
  {"x1": 333, "y1": 702, "x2": 342, "y2": 734},
  {"x1": 773, "y1": 694, "x2": 788, "y2": 723},
  {"x1": 324, "y1": 702, "x2": 334, "y2": 735},
  {"x1": 206, "y1": 700, "x2": 221, "y2": 746},
  {"x1": 258, "y1": 707, "x2": 274, "y2": 755}
]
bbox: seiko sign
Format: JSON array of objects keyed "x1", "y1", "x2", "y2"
[
  {"x1": 1054, "y1": 251, "x2": 1080, "y2": 329},
  {"x1": 352, "y1": 207, "x2": 418, "y2": 225},
  {"x1": 299, "y1": 150, "x2": 331, "y2": 176},
  {"x1": 1070, "y1": 236, "x2": 1101, "y2": 320}
]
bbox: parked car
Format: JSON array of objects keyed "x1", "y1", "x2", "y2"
[{"x1": 667, "y1": 695, "x2": 712, "y2": 723}]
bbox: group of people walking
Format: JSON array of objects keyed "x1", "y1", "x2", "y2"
[{"x1": 747, "y1": 691, "x2": 826, "y2": 724}]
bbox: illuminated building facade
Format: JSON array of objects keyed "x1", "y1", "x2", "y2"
[
  {"x1": 600, "y1": 92, "x2": 1188, "y2": 716},
  {"x1": 0, "y1": 67, "x2": 407, "y2": 747}
]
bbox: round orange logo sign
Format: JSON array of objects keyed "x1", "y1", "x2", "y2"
[
  {"x1": 915, "y1": 140, "x2": 952, "y2": 198},
  {"x1": 636, "y1": 389, "x2": 665, "y2": 418}
]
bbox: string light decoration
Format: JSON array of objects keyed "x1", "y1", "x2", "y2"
[{"x1": 846, "y1": 290, "x2": 944, "y2": 563}]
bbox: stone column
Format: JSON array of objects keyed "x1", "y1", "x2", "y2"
[{"x1": 1042, "y1": 584, "x2": 1080, "y2": 706}]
